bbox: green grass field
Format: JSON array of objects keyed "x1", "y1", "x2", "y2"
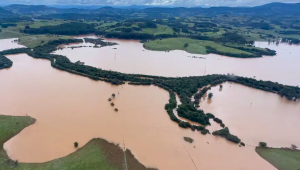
[
  {"x1": 0, "y1": 20, "x2": 70, "y2": 48},
  {"x1": 0, "y1": 115, "x2": 155, "y2": 170},
  {"x1": 140, "y1": 24, "x2": 174, "y2": 35},
  {"x1": 144, "y1": 37, "x2": 253, "y2": 55},
  {"x1": 256, "y1": 147, "x2": 300, "y2": 170},
  {"x1": 19, "y1": 35, "x2": 72, "y2": 48}
]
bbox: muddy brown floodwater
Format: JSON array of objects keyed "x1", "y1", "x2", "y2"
[
  {"x1": 201, "y1": 82, "x2": 300, "y2": 148},
  {"x1": 55, "y1": 35, "x2": 300, "y2": 86},
  {"x1": 0, "y1": 39, "x2": 277, "y2": 170}
]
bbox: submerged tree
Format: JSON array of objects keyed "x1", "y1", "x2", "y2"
[
  {"x1": 108, "y1": 98, "x2": 112, "y2": 101},
  {"x1": 112, "y1": 93, "x2": 116, "y2": 98},
  {"x1": 220, "y1": 84, "x2": 223, "y2": 89},
  {"x1": 208, "y1": 93, "x2": 213, "y2": 99},
  {"x1": 74, "y1": 142, "x2": 78, "y2": 148},
  {"x1": 114, "y1": 108, "x2": 118, "y2": 112},
  {"x1": 111, "y1": 102, "x2": 115, "y2": 106}
]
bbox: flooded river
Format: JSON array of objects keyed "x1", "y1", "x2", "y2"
[
  {"x1": 201, "y1": 82, "x2": 300, "y2": 148},
  {"x1": 0, "y1": 39, "x2": 277, "y2": 170},
  {"x1": 54, "y1": 35, "x2": 300, "y2": 86}
]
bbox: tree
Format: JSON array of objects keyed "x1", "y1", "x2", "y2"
[
  {"x1": 25, "y1": 25, "x2": 30, "y2": 29},
  {"x1": 74, "y1": 142, "x2": 78, "y2": 148},
  {"x1": 184, "y1": 43, "x2": 189, "y2": 48},
  {"x1": 114, "y1": 108, "x2": 118, "y2": 112},
  {"x1": 112, "y1": 93, "x2": 116, "y2": 98},
  {"x1": 208, "y1": 93, "x2": 213, "y2": 99},
  {"x1": 220, "y1": 84, "x2": 223, "y2": 89},
  {"x1": 111, "y1": 102, "x2": 115, "y2": 106},
  {"x1": 291, "y1": 144, "x2": 298, "y2": 150},
  {"x1": 259, "y1": 142, "x2": 267, "y2": 147},
  {"x1": 240, "y1": 142, "x2": 245, "y2": 146},
  {"x1": 108, "y1": 98, "x2": 112, "y2": 101}
]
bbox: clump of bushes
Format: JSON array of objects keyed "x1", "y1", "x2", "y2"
[
  {"x1": 114, "y1": 108, "x2": 118, "y2": 112},
  {"x1": 240, "y1": 142, "x2": 245, "y2": 146},
  {"x1": 206, "y1": 113, "x2": 215, "y2": 119},
  {"x1": 259, "y1": 142, "x2": 267, "y2": 147},
  {"x1": 184, "y1": 137, "x2": 194, "y2": 143},
  {"x1": 178, "y1": 121, "x2": 191, "y2": 128},
  {"x1": 108, "y1": 98, "x2": 112, "y2": 101},
  {"x1": 201, "y1": 129, "x2": 210, "y2": 135},
  {"x1": 74, "y1": 142, "x2": 78, "y2": 148},
  {"x1": 208, "y1": 92, "x2": 213, "y2": 99},
  {"x1": 212, "y1": 127, "x2": 241, "y2": 144},
  {"x1": 111, "y1": 102, "x2": 115, "y2": 106},
  {"x1": 213, "y1": 117, "x2": 223, "y2": 124}
]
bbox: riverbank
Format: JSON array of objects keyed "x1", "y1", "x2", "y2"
[{"x1": 0, "y1": 115, "x2": 157, "y2": 170}]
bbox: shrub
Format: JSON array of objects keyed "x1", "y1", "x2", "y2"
[
  {"x1": 74, "y1": 142, "x2": 78, "y2": 148},
  {"x1": 112, "y1": 93, "x2": 116, "y2": 98},
  {"x1": 201, "y1": 129, "x2": 209, "y2": 135},
  {"x1": 111, "y1": 102, "x2": 115, "y2": 106},
  {"x1": 206, "y1": 113, "x2": 215, "y2": 119},
  {"x1": 259, "y1": 142, "x2": 267, "y2": 147},
  {"x1": 184, "y1": 137, "x2": 194, "y2": 143},
  {"x1": 108, "y1": 98, "x2": 112, "y2": 101},
  {"x1": 114, "y1": 108, "x2": 118, "y2": 112},
  {"x1": 240, "y1": 142, "x2": 245, "y2": 146},
  {"x1": 208, "y1": 93, "x2": 213, "y2": 99},
  {"x1": 213, "y1": 117, "x2": 223, "y2": 124},
  {"x1": 178, "y1": 121, "x2": 191, "y2": 128},
  {"x1": 220, "y1": 123, "x2": 225, "y2": 128},
  {"x1": 212, "y1": 127, "x2": 241, "y2": 144},
  {"x1": 227, "y1": 134, "x2": 241, "y2": 143}
]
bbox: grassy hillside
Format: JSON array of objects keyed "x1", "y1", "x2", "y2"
[
  {"x1": 0, "y1": 115, "x2": 156, "y2": 170},
  {"x1": 256, "y1": 147, "x2": 300, "y2": 170}
]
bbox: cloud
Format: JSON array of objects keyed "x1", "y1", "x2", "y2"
[{"x1": 1, "y1": 0, "x2": 300, "y2": 6}]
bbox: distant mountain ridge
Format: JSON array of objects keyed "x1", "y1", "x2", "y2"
[{"x1": 2, "y1": 2, "x2": 300, "y2": 17}]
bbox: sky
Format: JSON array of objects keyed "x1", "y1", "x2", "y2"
[{"x1": 1, "y1": 0, "x2": 300, "y2": 7}]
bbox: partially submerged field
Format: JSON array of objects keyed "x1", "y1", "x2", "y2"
[
  {"x1": 256, "y1": 147, "x2": 300, "y2": 170},
  {"x1": 0, "y1": 115, "x2": 156, "y2": 170},
  {"x1": 144, "y1": 38, "x2": 254, "y2": 55},
  {"x1": 0, "y1": 20, "x2": 71, "y2": 48}
]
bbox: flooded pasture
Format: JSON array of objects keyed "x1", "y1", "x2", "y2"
[{"x1": 0, "y1": 39, "x2": 278, "y2": 170}]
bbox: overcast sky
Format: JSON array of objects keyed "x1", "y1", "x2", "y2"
[{"x1": 1, "y1": 0, "x2": 300, "y2": 7}]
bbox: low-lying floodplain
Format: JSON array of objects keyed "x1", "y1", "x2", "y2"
[{"x1": 0, "y1": 37, "x2": 299, "y2": 170}]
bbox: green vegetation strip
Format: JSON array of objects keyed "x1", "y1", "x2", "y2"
[
  {"x1": 256, "y1": 147, "x2": 300, "y2": 170},
  {"x1": 0, "y1": 115, "x2": 156, "y2": 170}
]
